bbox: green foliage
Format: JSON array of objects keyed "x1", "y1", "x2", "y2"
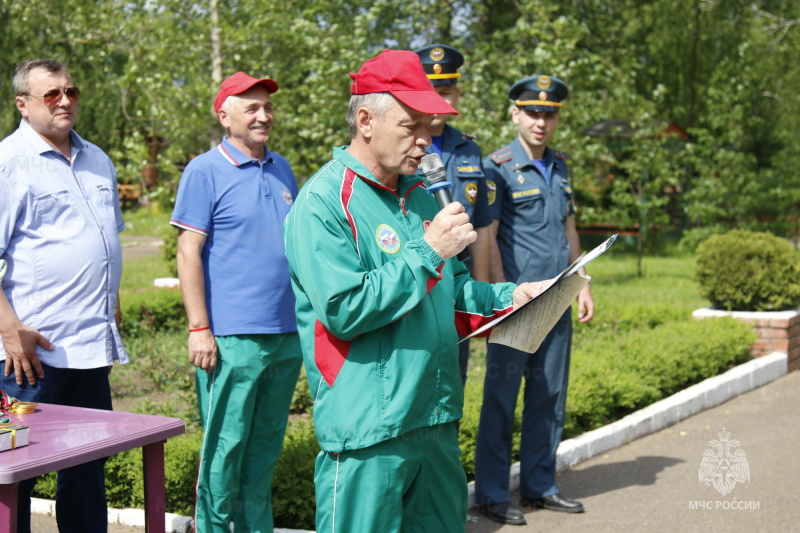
[
  {"x1": 271, "y1": 418, "x2": 319, "y2": 530},
  {"x1": 30, "y1": 472, "x2": 57, "y2": 501},
  {"x1": 120, "y1": 289, "x2": 186, "y2": 337},
  {"x1": 566, "y1": 318, "x2": 755, "y2": 435},
  {"x1": 161, "y1": 224, "x2": 178, "y2": 277},
  {"x1": 3, "y1": 0, "x2": 799, "y2": 242},
  {"x1": 119, "y1": 254, "x2": 173, "y2": 293},
  {"x1": 105, "y1": 447, "x2": 145, "y2": 510},
  {"x1": 163, "y1": 433, "x2": 204, "y2": 517},
  {"x1": 122, "y1": 205, "x2": 172, "y2": 238},
  {"x1": 290, "y1": 366, "x2": 313, "y2": 415},
  {"x1": 678, "y1": 225, "x2": 728, "y2": 253},
  {"x1": 695, "y1": 230, "x2": 800, "y2": 311}
]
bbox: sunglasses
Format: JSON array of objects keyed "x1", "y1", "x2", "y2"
[{"x1": 23, "y1": 86, "x2": 81, "y2": 108}]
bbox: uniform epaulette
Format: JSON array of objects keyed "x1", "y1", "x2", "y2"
[
  {"x1": 489, "y1": 148, "x2": 513, "y2": 165},
  {"x1": 552, "y1": 149, "x2": 569, "y2": 160},
  {"x1": 463, "y1": 133, "x2": 480, "y2": 141}
]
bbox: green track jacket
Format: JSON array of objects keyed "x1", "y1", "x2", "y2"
[{"x1": 284, "y1": 147, "x2": 516, "y2": 452}]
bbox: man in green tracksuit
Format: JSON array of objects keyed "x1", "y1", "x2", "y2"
[{"x1": 284, "y1": 49, "x2": 550, "y2": 533}]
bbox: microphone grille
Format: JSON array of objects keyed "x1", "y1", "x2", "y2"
[{"x1": 420, "y1": 153, "x2": 445, "y2": 181}]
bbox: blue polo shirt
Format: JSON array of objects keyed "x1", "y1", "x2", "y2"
[{"x1": 170, "y1": 137, "x2": 298, "y2": 336}]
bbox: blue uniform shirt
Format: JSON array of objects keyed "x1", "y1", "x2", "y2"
[
  {"x1": 170, "y1": 137, "x2": 298, "y2": 336},
  {"x1": 423, "y1": 124, "x2": 491, "y2": 229},
  {"x1": 485, "y1": 139, "x2": 574, "y2": 282}
]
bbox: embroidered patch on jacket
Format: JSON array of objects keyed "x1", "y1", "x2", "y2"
[
  {"x1": 282, "y1": 189, "x2": 294, "y2": 205},
  {"x1": 490, "y1": 149, "x2": 513, "y2": 165},
  {"x1": 376, "y1": 224, "x2": 401, "y2": 253},
  {"x1": 456, "y1": 165, "x2": 480, "y2": 173},
  {"x1": 512, "y1": 188, "x2": 540, "y2": 199},
  {"x1": 465, "y1": 182, "x2": 478, "y2": 204},
  {"x1": 486, "y1": 180, "x2": 497, "y2": 205}
]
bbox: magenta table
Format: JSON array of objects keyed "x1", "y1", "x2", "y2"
[{"x1": 0, "y1": 403, "x2": 185, "y2": 533}]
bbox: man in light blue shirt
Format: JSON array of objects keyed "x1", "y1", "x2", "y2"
[{"x1": 0, "y1": 58, "x2": 127, "y2": 533}]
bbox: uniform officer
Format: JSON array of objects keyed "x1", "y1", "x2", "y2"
[
  {"x1": 414, "y1": 44, "x2": 492, "y2": 385},
  {"x1": 474, "y1": 75, "x2": 595, "y2": 525}
]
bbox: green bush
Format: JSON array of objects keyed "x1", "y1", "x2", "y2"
[
  {"x1": 678, "y1": 225, "x2": 727, "y2": 253},
  {"x1": 564, "y1": 317, "x2": 756, "y2": 436},
  {"x1": 120, "y1": 289, "x2": 186, "y2": 337},
  {"x1": 458, "y1": 315, "x2": 756, "y2": 476},
  {"x1": 272, "y1": 418, "x2": 319, "y2": 530},
  {"x1": 161, "y1": 224, "x2": 179, "y2": 277},
  {"x1": 695, "y1": 230, "x2": 800, "y2": 311}
]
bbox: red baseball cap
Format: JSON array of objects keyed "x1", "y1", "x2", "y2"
[
  {"x1": 350, "y1": 50, "x2": 458, "y2": 116},
  {"x1": 213, "y1": 71, "x2": 279, "y2": 113}
]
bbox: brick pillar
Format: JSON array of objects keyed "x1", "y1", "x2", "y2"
[{"x1": 692, "y1": 308, "x2": 800, "y2": 372}]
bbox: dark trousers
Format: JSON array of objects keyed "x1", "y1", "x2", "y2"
[
  {"x1": 474, "y1": 311, "x2": 572, "y2": 504},
  {"x1": 1, "y1": 362, "x2": 112, "y2": 533}
]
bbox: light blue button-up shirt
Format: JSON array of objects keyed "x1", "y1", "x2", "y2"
[{"x1": 0, "y1": 120, "x2": 128, "y2": 369}]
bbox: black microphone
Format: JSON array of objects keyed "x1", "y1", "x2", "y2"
[{"x1": 420, "y1": 153, "x2": 471, "y2": 262}]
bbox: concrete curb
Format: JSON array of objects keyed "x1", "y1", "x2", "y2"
[{"x1": 31, "y1": 352, "x2": 789, "y2": 532}]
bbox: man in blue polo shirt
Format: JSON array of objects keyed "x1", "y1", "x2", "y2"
[{"x1": 170, "y1": 71, "x2": 302, "y2": 533}]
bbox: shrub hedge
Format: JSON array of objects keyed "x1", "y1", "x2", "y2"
[
  {"x1": 695, "y1": 229, "x2": 800, "y2": 311},
  {"x1": 120, "y1": 288, "x2": 186, "y2": 337}
]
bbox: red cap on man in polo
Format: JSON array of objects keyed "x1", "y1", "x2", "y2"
[
  {"x1": 350, "y1": 50, "x2": 458, "y2": 116},
  {"x1": 213, "y1": 71, "x2": 279, "y2": 113}
]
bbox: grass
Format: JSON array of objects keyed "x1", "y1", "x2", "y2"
[
  {"x1": 113, "y1": 245, "x2": 195, "y2": 423},
  {"x1": 121, "y1": 205, "x2": 172, "y2": 237},
  {"x1": 120, "y1": 254, "x2": 173, "y2": 293}
]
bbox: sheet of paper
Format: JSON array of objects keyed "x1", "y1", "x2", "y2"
[
  {"x1": 488, "y1": 274, "x2": 589, "y2": 352},
  {"x1": 461, "y1": 234, "x2": 617, "y2": 351}
]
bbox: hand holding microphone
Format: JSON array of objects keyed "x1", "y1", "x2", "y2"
[{"x1": 420, "y1": 154, "x2": 473, "y2": 262}]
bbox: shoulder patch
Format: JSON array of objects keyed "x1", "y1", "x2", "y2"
[
  {"x1": 489, "y1": 148, "x2": 513, "y2": 165},
  {"x1": 552, "y1": 149, "x2": 569, "y2": 160}
]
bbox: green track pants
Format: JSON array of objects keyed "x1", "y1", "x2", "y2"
[
  {"x1": 194, "y1": 333, "x2": 302, "y2": 533},
  {"x1": 314, "y1": 422, "x2": 468, "y2": 533}
]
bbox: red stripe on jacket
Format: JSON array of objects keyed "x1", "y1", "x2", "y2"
[
  {"x1": 455, "y1": 305, "x2": 514, "y2": 338},
  {"x1": 314, "y1": 320, "x2": 352, "y2": 387},
  {"x1": 341, "y1": 169, "x2": 358, "y2": 244}
]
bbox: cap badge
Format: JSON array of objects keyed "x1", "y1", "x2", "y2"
[
  {"x1": 539, "y1": 91, "x2": 548, "y2": 101},
  {"x1": 537, "y1": 76, "x2": 552, "y2": 90},
  {"x1": 430, "y1": 47, "x2": 445, "y2": 61},
  {"x1": 433, "y1": 63, "x2": 443, "y2": 74}
]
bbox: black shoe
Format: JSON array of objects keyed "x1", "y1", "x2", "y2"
[
  {"x1": 481, "y1": 502, "x2": 527, "y2": 525},
  {"x1": 521, "y1": 493, "x2": 585, "y2": 513}
]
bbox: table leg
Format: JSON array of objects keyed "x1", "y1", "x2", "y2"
[
  {"x1": 0, "y1": 482, "x2": 18, "y2": 533},
  {"x1": 143, "y1": 440, "x2": 166, "y2": 533}
]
